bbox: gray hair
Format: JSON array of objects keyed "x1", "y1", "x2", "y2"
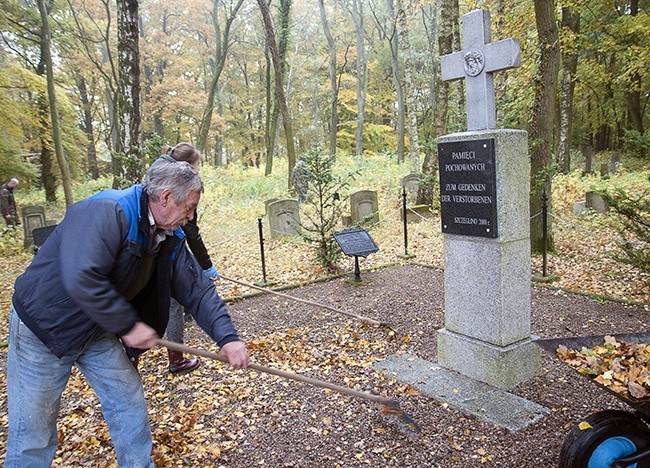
[{"x1": 142, "y1": 161, "x2": 203, "y2": 203}]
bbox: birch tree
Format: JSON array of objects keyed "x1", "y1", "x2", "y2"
[
  {"x1": 318, "y1": 0, "x2": 339, "y2": 159},
  {"x1": 115, "y1": 0, "x2": 142, "y2": 187}
]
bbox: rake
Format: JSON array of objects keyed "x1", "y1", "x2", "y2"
[
  {"x1": 219, "y1": 274, "x2": 396, "y2": 333},
  {"x1": 155, "y1": 338, "x2": 420, "y2": 434}
]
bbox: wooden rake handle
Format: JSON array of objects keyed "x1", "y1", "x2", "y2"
[
  {"x1": 219, "y1": 274, "x2": 387, "y2": 328},
  {"x1": 155, "y1": 338, "x2": 393, "y2": 406}
]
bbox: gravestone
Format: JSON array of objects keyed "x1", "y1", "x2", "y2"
[
  {"x1": 572, "y1": 200, "x2": 586, "y2": 216},
  {"x1": 437, "y1": 9, "x2": 539, "y2": 389},
  {"x1": 610, "y1": 151, "x2": 621, "y2": 175},
  {"x1": 22, "y1": 205, "x2": 47, "y2": 248},
  {"x1": 585, "y1": 191, "x2": 609, "y2": 213},
  {"x1": 600, "y1": 163, "x2": 609, "y2": 178},
  {"x1": 400, "y1": 173, "x2": 421, "y2": 204},
  {"x1": 266, "y1": 199, "x2": 301, "y2": 238},
  {"x1": 349, "y1": 190, "x2": 379, "y2": 225},
  {"x1": 264, "y1": 198, "x2": 279, "y2": 214},
  {"x1": 583, "y1": 145, "x2": 594, "y2": 174}
]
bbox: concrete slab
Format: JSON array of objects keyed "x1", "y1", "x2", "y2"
[{"x1": 373, "y1": 353, "x2": 550, "y2": 432}]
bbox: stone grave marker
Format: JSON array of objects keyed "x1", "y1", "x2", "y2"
[
  {"x1": 266, "y1": 199, "x2": 301, "y2": 238},
  {"x1": 600, "y1": 163, "x2": 609, "y2": 178},
  {"x1": 400, "y1": 173, "x2": 421, "y2": 204},
  {"x1": 22, "y1": 205, "x2": 47, "y2": 248},
  {"x1": 437, "y1": 9, "x2": 539, "y2": 389},
  {"x1": 349, "y1": 190, "x2": 379, "y2": 225},
  {"x1": 583, "y1": 145, "x2": 594, "y2": 173},
  {"x1": 264, "y1": 198, "x2": 279, "y2": 215},
  {"x1": 585, "y1": 191, "x2": 609, "y2": 213},
  {"x1": 610, "y1": 151, "x2": 621, "y2": 175}
]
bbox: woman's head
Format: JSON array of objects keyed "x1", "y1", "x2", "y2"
[{"x1": 164, "y1": 143, "x2": 201, "y2": 170}]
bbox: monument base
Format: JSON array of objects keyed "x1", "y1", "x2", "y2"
[{"x1": 437, "y1": 328, "x2": 540, "y2": 390}]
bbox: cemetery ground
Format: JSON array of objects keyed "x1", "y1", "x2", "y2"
[{"x1": 0, "y1": 154, "x2": 648, "y2": 466}]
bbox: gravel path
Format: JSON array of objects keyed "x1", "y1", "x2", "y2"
[{"x1": 185, "y1": 263, "x2": 649, "y2": 467}]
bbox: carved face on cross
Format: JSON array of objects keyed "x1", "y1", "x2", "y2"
[{"x1": 440, "y1": 9, "x2": 521, "y2": 131}]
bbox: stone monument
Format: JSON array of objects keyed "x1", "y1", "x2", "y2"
[
  {"x1": 437, "y1": 9, "x2": 539, "y2": 389},
  {"x1": 266, "y1": 199, "x2": 301, "y2": 238},
  {"x1": 349, "y1": 190, "x2": 379, "y2": 225}
]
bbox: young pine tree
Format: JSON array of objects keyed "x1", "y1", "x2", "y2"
[{"x1": 293, "y1": 146, "x2": 358, "y2": 272}]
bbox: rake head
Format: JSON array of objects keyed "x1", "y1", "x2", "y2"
[{"x1": 378, "y1": 400, "x2": 421, "y2": 435}]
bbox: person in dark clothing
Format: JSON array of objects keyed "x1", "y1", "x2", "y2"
[
  {"x1": 151, "y1": 143, "x2": 219, "y2": 374},
  {"x1": 5, "y1": 162, "x2": 249, "y2": 467},
  {"x1": 0, "y1": 178, "x2": 20, "y2": 227}
]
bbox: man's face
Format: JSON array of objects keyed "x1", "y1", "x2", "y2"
[{"x1": 155, "y1": 190, "x2": 201, "y2": 230}]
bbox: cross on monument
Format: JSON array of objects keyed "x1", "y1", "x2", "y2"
[{"x1": 441, "y1": 9, "x2": 520, "y2": 131}]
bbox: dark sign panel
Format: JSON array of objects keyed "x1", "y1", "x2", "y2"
[
  {"x1": 332, "y1": 228, "x2": 379, "y2": 257},
  {"x1": 438, "y1": 139, "x2": 498, "y2": 238}
]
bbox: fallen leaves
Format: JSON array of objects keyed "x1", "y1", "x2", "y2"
[{"x1": 557, "y1": 335, "x2": 650, "y2": 400}]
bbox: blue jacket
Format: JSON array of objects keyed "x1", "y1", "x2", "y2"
[{"x1": 13, "y1": 185, "x2": 239, "y2": 358}]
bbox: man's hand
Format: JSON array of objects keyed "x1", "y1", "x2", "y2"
[
  {"x1": 121, "y1": 322, "x2": 158, "y2": 349},
  {"x1": 219, "y1": 340, "x2": 249, "y2": 369},
  {"x1": 203, "y1": 265, "x2": 220, "y2": 281}
]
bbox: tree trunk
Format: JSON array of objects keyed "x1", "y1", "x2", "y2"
[
  {"x1": 264, "y1": 47, "x2": 274, "y2": 175},
  {"x1": 557, "y1": 6, "x2": 580, "y2": 174},
  {"x1": 530, "y1": 0, "x2": 560, "y2": 254},
  {"x1": 77, "y1": 76, "x2": 99, "y2": 179},
  {"x1": 350, "y1": 0, "x2": 367, "y2": 156},
  {"x1": 38, "y1": 0, "x2": 74, "y2": 206},
  {"x1": 116, "y1": 0, "x2": 143, "y2": 187},
  {"x1": 416, "y1": 0, "x2": 453, "y2": 206},
  {"x1": 396, "y1": 0, "x2": 420, "y2": 171},
  {"x1": 197, "y1": 0, "x2": 245, "y2": 157},
  {"x1": 625, "y1": 0, "x2": 643, "y2": 135},
  {"x1": 385, "y1": 0, "x2": 405, "y2": 164},
  {"x1": 257, "y1": 0, "x2": 296, "y2": 187},
  {"x1": 318, "y1": 0, "x2": 339, "y2": 160},
  {"x1": 265, "y1": 0, "x2": 291, "y2": 176},
  {"x1": 36, "y1": 93, "x2": 57, "y2": 203}
]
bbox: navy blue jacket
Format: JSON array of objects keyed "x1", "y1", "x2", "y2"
[{"x1": 13, "y1": 185, "x2": 239, "y2": 358}]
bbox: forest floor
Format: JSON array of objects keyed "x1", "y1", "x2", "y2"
[{"x1": 0, "y1": 165, "x2": 648, "y2": 466}]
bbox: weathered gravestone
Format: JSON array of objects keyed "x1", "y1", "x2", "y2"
[
  {"x1": 400, "y1": 173, "x2": 421, "y2": 204},
  {"x1": 610, "y1": 151, "x2": 621, "y2": 175},
  {"x1": 266, "y1": 199, "x2": 301, "y2": 238},
  {"x1": 437, "y1": 9, "x2": 539, "y2": 389},
  {"x1": 583, "y1": 145, "x2": 594, "y2": 174},
  {"x1": 585, "y1": 191, "x2": 609, "y2": 213},
  {"x1": 22, "y1": 205, "x2": 47, "y2": 248},
  {"x1": 349, "y1": 190, "x2": 379, "y2": 225}
]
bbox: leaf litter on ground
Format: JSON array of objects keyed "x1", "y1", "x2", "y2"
[{"x1": 557, "y1": 335, "x2": 650, "y2": 400}]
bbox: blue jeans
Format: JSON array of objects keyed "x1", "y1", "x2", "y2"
[{"x1": 5, "y1": 306, "x2": 154, "y2": 467}]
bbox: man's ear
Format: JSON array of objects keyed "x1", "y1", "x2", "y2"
[{"x1": 160, "y1": 189, "x2": 173, "y2": 206}]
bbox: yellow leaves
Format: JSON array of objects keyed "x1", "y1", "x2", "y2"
[
  {"x1": 557, "y1": 336, "x2": 650, "y2": 401},
  {"x1": 578, "y1": 421, "x2": 593, "y2": 430}
]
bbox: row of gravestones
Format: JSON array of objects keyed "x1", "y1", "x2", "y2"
[
  {"x1": 266, "y1": 190, "x2": 381, "y2": 239},
  {"x1": 266, "y1": 173, "x2": 431, "y2": 239}
]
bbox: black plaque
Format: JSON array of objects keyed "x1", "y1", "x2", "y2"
[
  {"x1": 332, "y1": 228, "x2": 379, "y2": 257},
  {"x1": 438, "y1": 138, "x2": 498, "y2": 238}
]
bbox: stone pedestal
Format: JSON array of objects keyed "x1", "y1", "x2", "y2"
[{"x1": 437, "y1": 129, "x2": 539, "y2": 389}]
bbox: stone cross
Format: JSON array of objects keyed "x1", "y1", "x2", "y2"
[{"x1": 441, "y1": 9, "x2": 521, "y2": 131}]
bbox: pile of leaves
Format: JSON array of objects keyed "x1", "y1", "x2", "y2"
[{"x1": 556, "y1": 335, "x2": 650, "y2": 400}]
